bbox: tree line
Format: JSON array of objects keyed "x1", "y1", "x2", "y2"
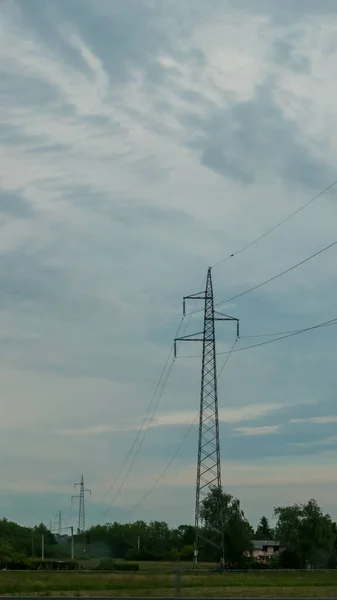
[{"x1": 1, "y1": 488, "x2": 337, "y2": 568}]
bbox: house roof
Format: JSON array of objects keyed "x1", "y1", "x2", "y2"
[{"x1": 253, "y1": 540, "x2": 280, "y2": 548}]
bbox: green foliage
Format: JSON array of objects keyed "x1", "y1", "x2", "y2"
[
  {"x1": 95, "y1": 558, "x2": 114, "y2": 570},
  {"x1": 200, "y1": 486, "x2": 253, "y2": 565},
  {"x1": 87, "y1": 519, "x2": 194, "y2": 561},
  {"x1": 255, "y1": 516, "x2": 274, "y2": 540},
  {"x1": 95, "y1": 558, "x2": 139, "y2": 571},
  {"x1": 0, "y1": 517, "x2": 57, "y2": 561},
  {"x1": 274, "y1": 498, "x2": 336, "y2": 568},
  {"x1": 29, "y1": 560, "x2": 79, "y2": 571},
  {"x1": 0, "y1": 540, "x2": 15, "y2": 563},
  {"x1": 170, "y1": 544, "x2": 194, "y2": 561},
  {"x1": 0, "y1": 557, "x2": 79, "y2": 571},
  {"x1": 2, "y1": 494, "x2": 337, "y2": 569}
]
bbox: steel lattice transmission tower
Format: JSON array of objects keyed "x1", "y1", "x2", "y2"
[
  {"x1": 58, "y1": 510, "x2": 62, "y2": 535},
  {"x1": 175, "y1": 267, "x2": 239, "y2": 569},
  {"x1": 72, "y1": 475, "x2": 91, "y2": 534}
]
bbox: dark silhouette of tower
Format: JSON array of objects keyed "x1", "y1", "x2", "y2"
[{"x1": 72, "y1": 475, "x2": 91, "y2": 534}]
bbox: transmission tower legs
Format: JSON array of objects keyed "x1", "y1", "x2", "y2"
[{"x1": 175, "y1": 267, "x2": 239, "y2": 569}]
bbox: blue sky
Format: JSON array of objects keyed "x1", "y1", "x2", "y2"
[{"x1": 1, "y1": 0, "x2": 337, "y2": 531}]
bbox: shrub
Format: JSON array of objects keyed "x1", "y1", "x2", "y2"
[
  {"x1": 95, "y1": 558, "x2": 115, "y2": 570},
  {"x1": 1, "y1": 559, "x2": 80, "y2": 571},
  {"x1": 95, "y1": 559, "x2": 139, "y2": 571}
]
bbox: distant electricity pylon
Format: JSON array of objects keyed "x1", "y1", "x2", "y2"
[
  {"x1": 175, "y1": 267, "x2": 239, "y2": 569},
  {"x1": 72, "y1": 475, "x2": 91, "y2": 534},
  {"x1": 52, "y1": 511, "x2": 62, "y2": 534}
]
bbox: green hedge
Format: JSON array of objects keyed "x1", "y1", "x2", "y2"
[
  {"x1": 0, "y1": 558, "x2": 79, "y2": 571},
  {"x1": 95, "y1": 558, "x2": 139, "y2": 571}
]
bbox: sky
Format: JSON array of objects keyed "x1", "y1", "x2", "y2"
[{"x1": 1, "y1": 0, "x2": 337, "y2": 531}]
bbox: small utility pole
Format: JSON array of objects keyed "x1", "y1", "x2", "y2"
[
  {"x1": 50, "y1": 525, "x2": 75, "y2": 560},
  {"x1": 41, "y1": 535, "x2": 45, "y2": 560},
  {"x1": 71, "y1": 526, "x2": 74, "y2": 560}
]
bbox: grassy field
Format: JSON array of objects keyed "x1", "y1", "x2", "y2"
[{"x1": 2, "y1": 570, "x2": 337, "y2": 597}]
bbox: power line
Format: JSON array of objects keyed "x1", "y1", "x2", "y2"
[
  {"x1": 102, "y1": 357, "x2": 176, "y2": 518},
  {"x1": 186, "y1": 241, "x2": 337, "y2": 319},
  {"x1": 110, "y1": 180, "x2": 337, "y2": 519},
  {"x1": 215, "y1": 240, "x2": 337, "y2": 308},
  {"x1": 212, "y1": 178, "x2": 337, "y2": 268},
  {"x1": 125, "y1": 336, "x2": 237, "y2": 518},
  {"x1": 180, "y1": 317, "x2": 337, "y2": 359},
  {"x1": 125, "y1": 412, "x2": 199, "y2": 519},
  {"x1": 101, "y1": 317, "x2": 185, "y2": 505},
  {"x1": 241, "y1": 328, "x2": 311, "y2": 339},
  {"x1": 100, "y1": 278, "x2": 206, "y2": 518},
  {"x1": 218, "y1": 317, "x2": 337, "y2": 355},
  {"x1": 217, "y1": 338, "x2": 238, "y2": 377},
  {"x1": 240, "y1": 322, "x2": 337, "y2": 339}
]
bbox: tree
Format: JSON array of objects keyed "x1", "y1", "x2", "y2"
[
  {"x1": 200, "y1": 486, "x2": 253, "y2": 565},
  {"x1": 176, "y1": 525, "x2": 195, "y2": 548},
  {"x1": 255, "y1": 516, "x2": 274, "y2": 540},
  {"x1": 274, "y1": 499, "x2": 336, "y2": 568},
  {"x1": 0, "y1": 541, "x2": 15, "y2": 565}
]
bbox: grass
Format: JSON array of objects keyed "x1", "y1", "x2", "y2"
[
  {"x1": 130, "y1": 561, "x2": 217, "y2": 572},
  {"x1": 2, "y1": 569, "x2": 337, "y2": 596}
]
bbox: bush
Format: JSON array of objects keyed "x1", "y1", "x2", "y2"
[
  {"x1": 95, "y1": 558, "x2": 139, "y2": 571},
  {"x1": 248, "y1": 560, "x2": 270, "y2": 570},
  {"x1": 95, "y1": 558, "x2": 115, "y2": 570},
  {"x1": 0, "y1": 555, "x2": 30, "y2": 570},
  {"x1": 0, "y1": 559, "x2": 79, "y2": 571},
  {"x1": 125, "y1": 548, "x2": 162, "y2": 561},
  {"x1": 29, "y1": 559, "x2": 79, "y2": 571},
  {"x1": 278, "y1": 548, "x2": 302, "y2": 569}
]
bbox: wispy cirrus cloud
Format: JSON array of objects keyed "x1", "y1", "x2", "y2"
[
  {"x1": 234, "y1": 425, "x2": 280, "y2": 436},
  {"x1": 1, "y1": 0, "x2": 337, "y2": 528}
]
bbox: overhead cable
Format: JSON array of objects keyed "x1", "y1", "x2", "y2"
[
  {"x1": 101, "y1": 316, "x2": 185, "y2": 510},
  {"x1": 221, "y1": 317, "x2": 337, "y2": 355},
  {"x1": 212, "y1": 178, "x2": 337, "y2": 268},
  {"x1": 101, "y1": 276, "x2": 207, "y2": 517},
  {"x1": 180, "y1": 317, "x2": 337, "y2": 359},
  {"x1": 125, "y1": 337, "x2": 237, "y2": 517},
  {"x1": 215, "y1": 240, "x2": 337, "y2": 308},
  {"x1": 102, "y1": 357, "x2": 176, "y2": 517}
]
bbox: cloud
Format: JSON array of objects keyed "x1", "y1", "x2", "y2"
[
  {"x1": 291, "y1": 416, "x2": 337, "y2": 425},
  {"x1": 234, "y1": 425, "x2": 280, "y2": 436},
  {"x1": 189, "y1": 83, "x2": 334, "y2": 189},
  {"x1": 57, "y1": 425, "x2": 123, "y2": 436},
  {"x1": 56, "y1": 403, "x2": 286, "y2": 436},
  {"x1": 1, "y1": 0, "x2": 337, "y2": 529},
  {"x1": 0, "y1": 190, "x2": 35, "y2": 218}
]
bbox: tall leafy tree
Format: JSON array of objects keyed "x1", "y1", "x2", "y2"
[
  {"x1": 275, "y1": 499, "x2": 336, "y2": 568},
  {"x1": 200, "y1": 486, "x2": 253, "y2": 565}
]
